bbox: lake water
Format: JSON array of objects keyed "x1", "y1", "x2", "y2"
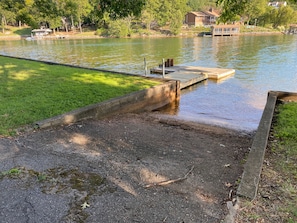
[{"x1": 1, "y1": 35, "x2": 297, "y2": 132}]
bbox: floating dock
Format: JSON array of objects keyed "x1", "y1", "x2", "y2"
[{"x1": 150, "y1": 65, "x2": 235, "y2": 89}]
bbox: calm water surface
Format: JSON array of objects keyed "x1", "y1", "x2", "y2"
[{"x1": 1, "y1": 35, "x2": 296, "y2": 132}]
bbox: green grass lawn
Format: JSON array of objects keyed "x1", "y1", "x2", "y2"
[
  {"x1": 272, "y1": 102, "x2": 297, "y2": 222},
  {"x1": 0, "y1": 56, "x2": 160, "y2": 136},
  {"x1": 0, "y1": 26, "x2": 31, "y2": 36}
]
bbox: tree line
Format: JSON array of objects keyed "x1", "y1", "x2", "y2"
[
  {"x1": 218, "y1": 0, "x2": 297, "y2": 28},
  {"x1": 1, "y1": 0, "x2": 297, "y2": 36}
]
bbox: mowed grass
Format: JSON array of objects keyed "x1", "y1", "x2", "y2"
[
  {"x1": 272, "y1": 102, "x2": 297, "y2": 222},
  {"x1": 0, "y1": 56, "x2": 160, "y2": 136},
  {"x1": 0, "y1": 26, "x2": 31, "y2": 36}
]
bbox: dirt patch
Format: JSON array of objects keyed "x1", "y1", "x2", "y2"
[{"x1": 0, "y1": 113, "x2": 253, "y2": 223}]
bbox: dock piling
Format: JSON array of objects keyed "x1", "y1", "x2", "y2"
[
  {"x1": 162, "y1": 58, "x2": 165, "y2": 78},
  {"x1": 144, "y1": 58, "x2": 147, "y2": 76}
]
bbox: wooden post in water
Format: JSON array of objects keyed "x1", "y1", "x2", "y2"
[
  {"x1": 144, "y1": 58, "x2": 147, "y2": 76},
  {"x1": 162, "y1": 58, "x2": 165, "y2": 78}
]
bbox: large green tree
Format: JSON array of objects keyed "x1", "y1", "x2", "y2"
[
  {"x1": 216, "y1": 0, "x2": 249, "y2": 23},
  {"x1": 217, "y1": 0, "x2": 297, "y2": 25},
  {"x1": 0, "y1": 0, "x2": 25, "y2": 32},
  {"x1": 141, "y1": 0, "x2": 160, "y2": 31},
  {"x1": 140, "y1": 0, "x2": 188, "y2": 35},
  {"x1": 167, "y1": 0, "x2": 189, "y2": 35},
  {"x1": 85, "y1": 0, "x2": 103, "y2": 28},
  {"x1": 17, "y1": 0, "x2": 38, "y2": 28},
  {"x1": 97, "y1": 0, "x2": 145, "y2": 18},
  {"x1": 242, "y1": 0, "x2": 268, "y2": 24},
  {"x1": 187, "y1": 0, "x2": 216, "y2": 11},
  {"x1": 268, "y1": 5, "x2": 297, "y2": 28},
  {"x1": 69, "y1": 0, "x2": 92, "y2": 32},
  {"x1": 33, "y1": 0, "x2": 61, "y2": 29},
  {"x1": 154, "y1": 0, "x2": 189, "y2": 35}
]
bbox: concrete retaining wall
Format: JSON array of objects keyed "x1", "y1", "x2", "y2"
[
  {"x1": 224, "y1": 91, "x2": 297, "y2": 223},
  {"x1": 35, "y1": 81, "x2": 180, "y2": 129},
  {"x1": 237, "y1": 90, "x2": 297, "y2": 200}
]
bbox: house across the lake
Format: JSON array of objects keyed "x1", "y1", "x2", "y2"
[
  {"x1": 211, "y1": 25, "x2": 240, "y2": 36},
  {"x1": 185, "y1": 9, "x2": 220, "y2": 27},
  {"x1": 268, "y1": 1, "x2": 287, "y2": 8}
]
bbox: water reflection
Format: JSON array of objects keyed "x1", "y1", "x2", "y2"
[
  {"x1": 1, "y1": 35, "x2": 297, "y2": 132},
  {"x1": 169, "y1": 35, "x2": 296, "y2": 131}
]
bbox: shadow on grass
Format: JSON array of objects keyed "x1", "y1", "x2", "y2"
[{"x1": 13, "y1": 28, "x2": 31, "y2": 36}]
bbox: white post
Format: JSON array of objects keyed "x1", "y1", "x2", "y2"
[
  {"x1": 162, "y1": 58, "x2": 165, "y2": 78},
  {"x1": 144, "y1": 58, "x2": 147, "y2": 76}
]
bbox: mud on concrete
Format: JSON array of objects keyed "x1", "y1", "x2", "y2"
[{"x1": 0, "y1": 113, "x2": 253, "y2": 223}]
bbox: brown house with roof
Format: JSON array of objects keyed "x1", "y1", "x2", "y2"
[{"x1": 185, "y1": 9, "x2": 220, "y2": 27}]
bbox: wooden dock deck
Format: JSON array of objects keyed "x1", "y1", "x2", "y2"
[
  {"x1": 150, "y1": 65, "x2": 235, "y2": 89},
  {"x1": 165, "y1": 70, "x2": 208, "y2": 89}
]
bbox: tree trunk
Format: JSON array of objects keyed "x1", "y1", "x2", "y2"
[
  {"x1": 126, "y1": 16, "x2": 132, "y2": 36},
  {"x1": 146, "y1": 21, "x2": 151, "y2": 31},
  {"x1": 62, "y1": 17, "x2": 68, "y2": 32},
  {"x1": 78, "y1": 18, "x2": 82, "y2": 33},
  {"x1": 1, "y1": 16, "x2": 5, "y2": 34},
  {"x1": 71, "y1": 15, "x2": 74, "y2": 31}
]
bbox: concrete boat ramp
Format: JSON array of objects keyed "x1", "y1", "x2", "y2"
[{"x1": 150, "y1": 65, "x2": 235, "y2": 89}]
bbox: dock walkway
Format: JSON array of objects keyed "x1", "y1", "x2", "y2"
[{"x1": 150, "y1": 66, "x2": 235, "y2": 89}]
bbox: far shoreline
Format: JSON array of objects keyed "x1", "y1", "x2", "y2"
[{"x1": 0, "y1": 30, "x2": 284, "y2": 41}]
